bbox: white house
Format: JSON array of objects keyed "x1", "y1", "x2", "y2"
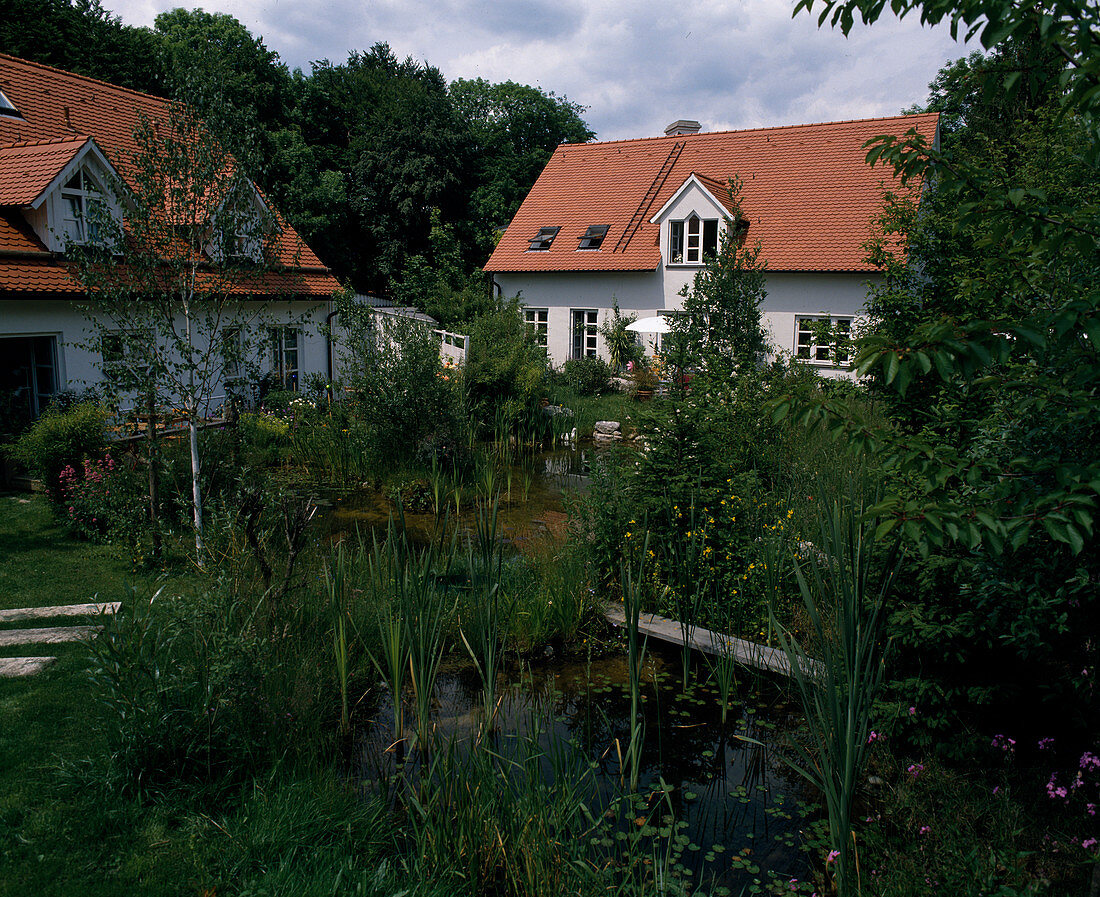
[
  {"x1": 0, "y1": 53, "x2": 339, "y2": 421},
  {"x1": 485, "y1": 114, "x2": 940, "y2": 373}
]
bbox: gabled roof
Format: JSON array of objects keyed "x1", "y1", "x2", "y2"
[
  {"x1": 0, "y1": 136, "x2": 91, "y2": 206},
  {"x1": 650, "y1": 172, "x2": 737, "y2": 223},
  {"x1": 0, "y1": 52, "x2": 337, "y2": 297},
  {"x1": 485, "y1": 112, "x2": 940, "y2": 274}
]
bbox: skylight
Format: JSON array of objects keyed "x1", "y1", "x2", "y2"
[
  {"x1": 0, "y1": 87, "x2": 22, "y2": 120},
  {"x1": 577, "y1": 225, "x2": 609, "y2": 250},
  {"x1": 528, "y1": 226, "x2": 560, "y2": 251}
]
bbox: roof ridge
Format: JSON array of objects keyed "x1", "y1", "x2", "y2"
[
  {"x1": 0, "y1": 135, "x2": 91, "y2": 151},
  {"x1": 0, "y1": 52, "x2": 170, "y2": 109},
  {"x1": 562, "y1": 111, "x2": 940, "y2": 150}
]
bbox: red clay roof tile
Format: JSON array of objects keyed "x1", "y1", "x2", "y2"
[
  {"x1": 485, "y1": 113, "x2": 940, "y2": 274},
  {"x1": 0, "y1": 136, "x2": 89, "y2": 205}
]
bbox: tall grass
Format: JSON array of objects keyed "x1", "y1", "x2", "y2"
[
  {"x1": 771, "y1": 498, "x2": 899, "y2": 896},
  {"x1": 620, "y1": 536, "x2": 650, "y2": 794}
]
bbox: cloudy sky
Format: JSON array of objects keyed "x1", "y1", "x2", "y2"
[{"x1": 108, "y1": 0, "x2": 972, "y2": 141}]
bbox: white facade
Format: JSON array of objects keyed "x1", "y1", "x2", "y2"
[
  {"x1": 0, "y1": 298, "x2": 332, "y2": 414},
  {"x1": 495, "y1": 268, "x2": 877, "y2": 377}
]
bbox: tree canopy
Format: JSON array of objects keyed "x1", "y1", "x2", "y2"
[{"x1": 4, "y1": 3, "x2": 595, "y2": 309}]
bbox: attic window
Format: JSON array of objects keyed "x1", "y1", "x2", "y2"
[
  {"x1": 0, "y1": 88, "x2": 22, "y2": 120},
  {"x1": 577, "y1": 225, "x2": 609, "y2": 251},
  {"x1": 528, "y1": 226, "x2": 560, "y2": 251}
]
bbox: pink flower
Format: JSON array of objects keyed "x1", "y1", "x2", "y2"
[
  {"x1": 908, "y1": 706, "x2": 916, "y2": 716},
  {"x1": 826, "y1": 849, "x2": 840, "y2": 865},
  {"x1": 919, "y1": 825, "x2": 931, "y2": 835},
  {"x1": 1039, "y1": 737, "x2": 1055, "y2": 751},
  {"x1": 867, "y1": 731, "x2": 878, "y2": 744},
  {"x1": 1080, "y1": 752, "x2": 1100, "y2": 771},
  {"x1": 907, "y1": 763, "x2": 924, "y2": 779},
  {"x1": 1083, "y1": 838, "x2": 1098, "y2": 852}
]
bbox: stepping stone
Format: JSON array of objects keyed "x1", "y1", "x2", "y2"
[
  {"x1": 0, "y1": 625, "x2": 103, "y2": 647},
  {"x1": 0, "y1": 656, "x2": 57, "y2": 678},
  {"x1": 0, "y1": 602, "x2": 120, "y2": 623}
]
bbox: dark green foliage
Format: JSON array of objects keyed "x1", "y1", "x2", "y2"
[
  {"x1": 449, "y1": 77, "x2": 595, "y2": 261},
  {"x1": 390, "y1": 209, "x2": 493, "y2": 328},
  {"x1": 337, "y1": 300, "x2": 468, "y2": 471},
  {"x1": 561, "y1": 357, "x2": 612, "y2": 397},
  {"x1": 464, "y1": 299, "x2": 548, "y2": 426},
  {"x1": 6, "y1": 401, "x2": 107, "y2": 500},
  {"x1": 775, "y1": 1, "x2": 1100, "y2": 748},
  {"x1": 0, "y1": 0, "x2": 167, "y2": 94},
  {"x1": 153, "y1": 8, "x2": 296, "y2": 173}
]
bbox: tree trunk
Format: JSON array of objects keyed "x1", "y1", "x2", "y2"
[
  {"x1": 189, "y1": 412, "x2": 204, "y2": 563},
  {"x1": 145, "y1": 391, "x2": 161, "y2": 562}
]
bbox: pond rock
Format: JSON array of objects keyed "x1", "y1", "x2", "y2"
[{"x1": 593, "y1": 420, "x2": 622, "y2": 441}]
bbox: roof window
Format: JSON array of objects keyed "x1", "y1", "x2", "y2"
[
  {"x1": 0, "y1": 87, "x2": 22, "y2": 121},
  {"x1": 577, "y1": 225, "x2": 609, "y2": 250},
  {"x1": 528, "y1": 226, "x2": 560, "y2": 251}
]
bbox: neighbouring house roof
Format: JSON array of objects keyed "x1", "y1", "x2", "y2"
[
  {"x1": 485, "y1": 112, "x2": 940, "y2": 274},
  {"x1": 0, "y1": 52, "x2": 338, "y2": 297}
]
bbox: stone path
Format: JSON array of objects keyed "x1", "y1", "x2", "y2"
[
  {"x1": 604, "y1": 604, "x2": 822, "y2": 680},
  {"x1": 0, "y1": 602, "x2": 117, "y2": 678}
]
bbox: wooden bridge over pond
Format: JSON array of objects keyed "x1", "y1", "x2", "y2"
[{"x1": 603, "y1": 605, "x2": 821, "y2": 680}]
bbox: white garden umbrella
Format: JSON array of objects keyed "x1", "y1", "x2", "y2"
[{"x1": 626, "y1": 315, "x2": 672, "y2": 334}]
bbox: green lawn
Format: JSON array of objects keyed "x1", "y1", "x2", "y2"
[
  {"x1": 0, "y1": 494, "x2": 201, "y2": 896},
  {"x1": 0, "y1": 494, "x2": 136, "y2": 612}
]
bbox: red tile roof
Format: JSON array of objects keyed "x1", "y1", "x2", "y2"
[
  {"x1": 0, "y1": 53, "x2": 337, "y2": 297},
  {"x1": 0, "y1": 136, "x2": 88, "y2": 205},
  {"x1": 485, "y1": 113, "x2": 940, "y2": 274}
]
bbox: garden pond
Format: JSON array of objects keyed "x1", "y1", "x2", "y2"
[{"x1": 355, "y1": 646, "x2": 818, "y2": 895}]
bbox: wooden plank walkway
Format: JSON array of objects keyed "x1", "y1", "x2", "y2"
[
  {"x1": 604, "y1": 605, "x2": 821, "y2": 679},
  {"x1": 0, "y1": 602, "x2": 120, "y2": 623}
]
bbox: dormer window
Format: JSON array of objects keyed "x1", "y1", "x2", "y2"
[
  {"x1": 669, "y1": 214, "x2": 718, "y2": 264},
  {"x1": 577, "y1": 225, "x2": 609, "y2": 251},
  {"x1": 0, "y1": 88, "x2": 22, "y2": 120},
  {"x1": 528, "y1": 226, "x2": 560, "y2": 251}
]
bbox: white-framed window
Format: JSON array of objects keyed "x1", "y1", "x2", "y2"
[
  {"x1": 524, "y1": 308, "x2": 548, "y2": 352},
  {"x1": 571, "y1": 309, "x2": 598, "y2": 359},
  {"x1": 0, "y1": 335, "x2": 57, "y2": 418},
  {"x1": 60, "y1": 167, "x2": 98, "y2": 246},
  {"x1": 796, "y1": 316, "x2": 852, "y2": 364},
  {"x1": 270, "y1": 327, "x2": 300, "y2": 390},
  {"x1": 668, "y1": 214, "x2": 718, "y2": 264}
]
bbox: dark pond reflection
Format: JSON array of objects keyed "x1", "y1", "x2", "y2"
[{"x1": 356, "y1": 645, "x2": 815, "y2": 894}]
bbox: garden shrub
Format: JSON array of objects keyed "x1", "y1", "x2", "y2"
[
  {"x1": 339, "y1": 308, "x2": 468, "y2": 473},
  {"x1": 562, "y1": 357, "x2": 612, "y2": 396},
  {"x1": 58, "y1": 454, "x2": 148, "y2": 553},
  {"x1": 6, "y1": 401, "x2": 108, "y2": 500},
  {"x1": 464, "y1": 298, "x2": 547, "y2": 428}
]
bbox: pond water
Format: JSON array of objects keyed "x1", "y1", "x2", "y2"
[
  {"x1": 323, "y1": 445, "x2": 597, "y2": 548},
  {"x1": 320, "y1": 443, "x2": 818, "y2": 892},
  {"x1": 356, "y1": 646, "x2": 815, "y2": 894}
]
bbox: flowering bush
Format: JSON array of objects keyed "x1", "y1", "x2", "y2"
[{"x1": 58, "y1": 455, "x2": 146, "y2": 549}]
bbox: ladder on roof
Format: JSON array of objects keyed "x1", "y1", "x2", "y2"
[{"x1": 612, "y1": 141, "x2": 685, "y2": 253}]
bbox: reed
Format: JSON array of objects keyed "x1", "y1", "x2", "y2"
[
  {"x1": 771, "y1": 497, "x2": 899, "y2": 897},
  {"x1": 620, "y1": 534, "x2": 650, "y2": 793},
  {"x1": 460, "y1": 500, "x2": 509, "y2": 736}
]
